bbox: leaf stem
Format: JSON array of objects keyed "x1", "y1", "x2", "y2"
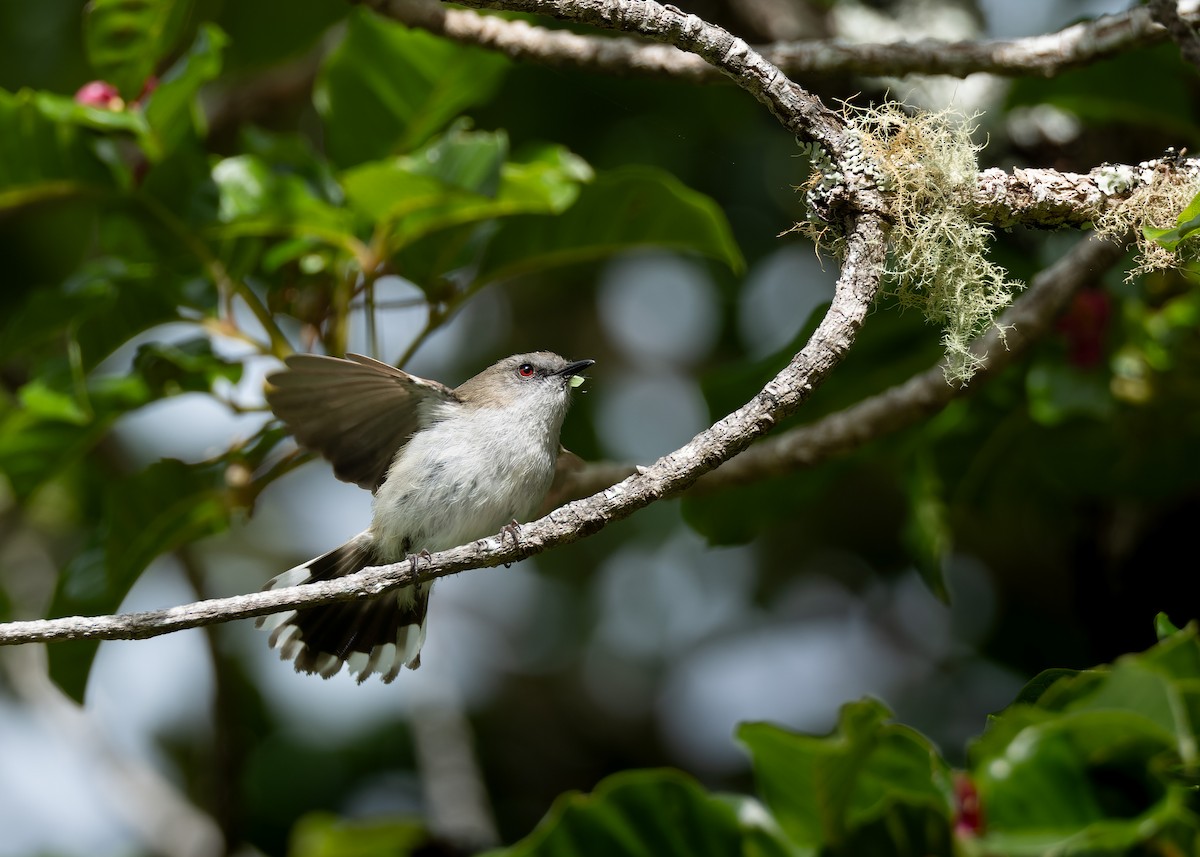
[{"x1": 134, "y1": 193, "x2": 293, "y2": 359}]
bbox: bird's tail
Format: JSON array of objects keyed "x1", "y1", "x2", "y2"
[{"x1": 255, "y1": 533, "x2": 430, "y2": 683}]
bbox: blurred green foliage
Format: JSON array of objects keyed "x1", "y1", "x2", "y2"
[{"x1": 2, "y1": 0, "x2": 1200, "y2": 855}]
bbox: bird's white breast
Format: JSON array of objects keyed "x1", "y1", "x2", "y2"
[{"x1": 370, "y1": 399, "x2": 560, "y2": 559}]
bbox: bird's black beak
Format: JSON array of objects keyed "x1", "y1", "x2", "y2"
[{"x1": 556, "y1": 359, "x2": 595, "y2": 377}]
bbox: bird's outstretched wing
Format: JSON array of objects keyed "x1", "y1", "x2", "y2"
[{"x1": 266, "y1": 353, "x2": 459, "y2": 491}]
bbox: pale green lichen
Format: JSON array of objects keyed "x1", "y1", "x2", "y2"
[{"x1": 797, "y1": 104, "x2": 1020, "y2": 384}]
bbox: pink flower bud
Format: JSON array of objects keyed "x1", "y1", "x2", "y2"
[{"x1": 74, "y1": 80, "x2": 125, "y2": 111}]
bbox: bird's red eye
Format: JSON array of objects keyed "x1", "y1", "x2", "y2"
[{"x1": 518, "y1": 363, "x2": 535, "y2": 378}]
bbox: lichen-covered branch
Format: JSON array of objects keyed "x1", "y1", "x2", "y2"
[
  {"x1": 974, "y1": 156, "x2": 1200, "y2": 229},
  {"x1": 365, "y1": 0, "x2": 1199, "y2": 82}
]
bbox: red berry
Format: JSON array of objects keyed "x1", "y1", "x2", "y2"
[
  {"x1": 1056, "y1": 288, "x2": 1111, "y2": 369},
  {"x1": 953, "y1": 772, "x2": 984, "y2": 837},
  {"x1": 74, "y1": 80, "x2": 124, "y2": 111}
]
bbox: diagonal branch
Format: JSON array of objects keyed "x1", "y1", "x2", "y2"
[
  {"x1": 368, "y1": 0, "x2": 1199, "y2": 82},
  {"x1": 0, "y1": 213, "x2": 886, "y2": 647},
  {"x1": 973, "y1": 158, "x2": 1200, "y2": 229},
  {"x1": 0, "y1": 0, "x2": 895, "y2": 649},
  {"x1": 695, "y1": 233, "x2": 1127, "y2": 491}
]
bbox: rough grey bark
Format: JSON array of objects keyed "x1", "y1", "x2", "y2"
[{"x1": 368, "y1": 0, "x2": 1199, "y2": 82}]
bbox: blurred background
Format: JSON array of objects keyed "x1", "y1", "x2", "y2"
[{"x1": 3, "y1": 0, "x2": 1200, "y2": 854}]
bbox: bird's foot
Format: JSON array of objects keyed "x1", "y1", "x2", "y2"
[
  {"x1": 500, "y1": 519, "x2": 522, "y2": 545},
  {"x1": 407, "y1": 549, "x2": 433, "y2": 576},
  {"x1": 500, "y1": 519, "x2": 522, "y2": 568}
]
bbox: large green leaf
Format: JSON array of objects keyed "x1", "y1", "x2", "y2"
[
  {"x1": 0, "y1": 88, "x2": 135, "y2": 208},
  {"x1": 343, "y1": 127, "x2": 592, "y2": 255},
  {"x1": 472, "y1": 166, "x2": 744, "y2": 287},
  {"x1": 47, "y1": 457, "x2": 233, "y2": 701},
  {"x1": 315, "y1": 9, "x2": 509, "y2": 168},
  {"x1": 84, "y1": 0, "x2": 192, "y2": 100},
  {"x1": 211, "y1": 153, "x2": 356, "y2": 247},
  {"x1": 488, "y1": 769, "x2": 796, "y2": 857},
  {"x1": 969, "y1": 623, "x2": 1200, "y2": 855},
  {"x1": 738, "y1": 699, "x2": 954, "y2": 854}
]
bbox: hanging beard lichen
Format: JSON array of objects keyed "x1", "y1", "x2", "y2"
[{"x1": 795, "y1": 104, "x2": 1019, "y2": 384}]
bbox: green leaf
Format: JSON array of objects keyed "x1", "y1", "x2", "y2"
[
  {"x1": 17, "y1": 379, "x2": 91, "y2": 424},
  {"x1": 315, "y1": 9, "x2": 509, "y2": 168},
  {"x1": 738, "y1": 699, "x2": 954, "y2": 853},
  {"x1": 343, "y1": 128, "x2": 593, "y2": 255},
  {"x1": 132, "y1": 337, "x2": 243, "y2": 396},
  {"x1": 0, "y1": 395, "x2": 114, "y2": 503},
  {"x1": 288, "y1": 813, "x2": 428, "y2": 857},
  {"x1": 141, "y1": 24, "x2": 227, "y2": 160},
  {"x1": 1009, "y1": 668, "x2": 1086, "y2": 707},
  {"x1": 970, "y1": 626, "x2": 1200, "y2": 855},
  {"x1": 488, "y1": 768, "x2": 795, "y2": 857},
  {"x1": 0, "y1": 257, "x2": 185, "y2": 369},
  {"x1": 0, "y1": 89, "x2": 131, "y2": 208},
  {"x1": 84, "y1": 0, "x2": 191, "y2": 100},
  {"x1": 211, "y1": 153, "x2": 355, "y2": 246},
  {"x1": 239, "y1": 126, "x2": 343, "y2": 204},
  {"x1": 473, "y1": 166, "x2": 744, "y2": 286},
  {"x1": 48, "y1": 458, "x2": 233, "y2": 701},
  {"x1": 1156, "y1": 612, "x2": 1184, "y2": 641},
  {"x1": 1144, "y1": 189, "x2": 1200, "y2": 252},
  {"x1": 973, "y1": 710, "x2": 1175, "y2": 853}
]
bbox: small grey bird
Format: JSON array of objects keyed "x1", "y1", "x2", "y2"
[{"x1": 257, "y1": 351, "x2": 594, "y2": 683}]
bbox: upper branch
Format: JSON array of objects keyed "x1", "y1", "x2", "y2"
[
  {"x1": 369, "y1": 0, "x2": 1200, "y2": 82},
  {"x1": 436, "y1": 0, "x2": 850, "y2": 152}
]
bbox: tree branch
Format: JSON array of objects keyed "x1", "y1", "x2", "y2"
[
  {"x1": 695, "y1": 233, "x2": 1126, "y2": 491},
  {"x1": 973, "y1": 158, "x2": 1200, "y2": 229},
  {"x1": 434, "y1": 0, "x2": 853, "y2": 155},
  {"x1": 0, "y1": 0, "x2": 895, "y2": 648},
  {"x1": 0, "y1": 212, "x2": 885, "y2": 647},
  {"x1": 547, "y1": 232, "x2": 1127, "y2": 504},
  {"x1": 366, "y1": 0, "x2": 1199, "y2": 82}
]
